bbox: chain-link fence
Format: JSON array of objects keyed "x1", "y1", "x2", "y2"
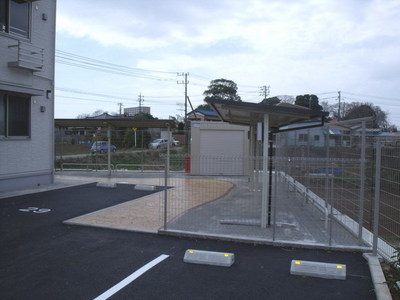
[
  {"x1": 54, "y1": 122, "x2": 400, "y2": 260},
  {"x1": 55, "y1": 128, "x2": 188, "y2": 171},
  {"x1": 161, "y1": 119, "x2": 400, "y2": 259},
  {"x1": 376, "y1": 139, "x2": 400, "y2": 259},
  {"x1": 273, "y1": 120, "x2": 399, "y2": 259}
]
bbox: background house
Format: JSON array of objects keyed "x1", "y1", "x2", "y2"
[
  {"x1": 0, "y1": 0, "x2": 56, "y2": 191},
  {"x1": 187, "y1": 109, "x2": 221, "y2": 122}
]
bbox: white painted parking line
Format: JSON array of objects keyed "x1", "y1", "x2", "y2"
[{"x1": 93, "y1": 254, "x2": 169, "y2": 300}]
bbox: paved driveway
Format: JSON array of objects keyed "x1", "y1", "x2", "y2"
[{"x1": 0, "y1": 184, "x2": 375, "y2": 299}]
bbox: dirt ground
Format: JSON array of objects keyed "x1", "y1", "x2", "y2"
[{"x1": 381, "y1": 262, "x2": 400, "y2": 300}]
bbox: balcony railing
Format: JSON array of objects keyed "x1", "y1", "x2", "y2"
[{"x1": 8, "y1": 41, "x2": 44, "y2": 72}]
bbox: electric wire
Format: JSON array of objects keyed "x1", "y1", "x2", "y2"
[
  {"x1": 56, "y1": 50, "x2": 176, "y2": 74},
  {"x1": 56, "y1": 95, "x2": 174, "y2": 106},
  {"x1": 342, "y1": 91, "x2": 400, "y2": 101}
]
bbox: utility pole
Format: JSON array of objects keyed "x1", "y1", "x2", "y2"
[
  {"x1": 177, "y1": 73, "x2": 189, "y2": 147},
  {"x1": 118, "y1": 102, "x2": 123, "y2": 116},
  {"x1": 338, "y1": 91, "x2": 341, "y2": 121},
  {"x1": 138, "y1": 93, "x2": 144, "y2": 113},
  {"x1": 260, "y1": 85, "x2": 270, "y2": 100}
]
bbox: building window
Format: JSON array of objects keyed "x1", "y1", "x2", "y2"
[
  {"x1": 298, "y1": 134, "x2": 308, "y2": 142},
  {"x1": 0, "y1": 0, "x2": 30, "y2": 39},
  {"x1": 314, "y1": 135, "x2": 320, "y2": 141},
  {"x1": 0, "y1": 93, "x2": 30, "y2": 137}
]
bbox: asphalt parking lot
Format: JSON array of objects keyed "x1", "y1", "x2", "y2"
[{"x1": 0, "y1": 184, "x2": 375, "y2": 299}]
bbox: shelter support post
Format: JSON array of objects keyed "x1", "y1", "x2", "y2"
[{"x1": 261, "y1": 114, "x2": 270, "y2": 228}]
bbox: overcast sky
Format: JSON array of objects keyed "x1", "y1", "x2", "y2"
[{"x1": 55, "y1": 0, "x2": 400, "y2": 126}]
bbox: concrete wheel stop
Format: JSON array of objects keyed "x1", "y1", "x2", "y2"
[
  {"x1": 96, "y1": 182, "x2": 117, "y2": 189},
  {"x1": 184, "y1": 249, "x2": 235, "y2": 267},
  {"x1": 290, "y1": 259, "x2": 346, "y2": 280},
  {"x1": 134, "y1": 185, "x2": 157, "y2": 191}
]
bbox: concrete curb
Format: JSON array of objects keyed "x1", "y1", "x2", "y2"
[
  {"x1": 363, "y1": 253, "x2": 393, "y2": 300},
  {"x1": 63, "y1": 220, "x2": 158, "y2": 234}
]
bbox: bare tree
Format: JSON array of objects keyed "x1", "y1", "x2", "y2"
[{"x1": 277, "y1": 95, "x2": 295, "y2": 104}]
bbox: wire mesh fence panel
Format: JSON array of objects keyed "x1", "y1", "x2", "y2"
[
  {"x1": 273, "y1": 119, "x2": 400, "y2": 258},
  {"x1": 55, "y1": 128, "x2": 187, "y2": 171},
  {"x1": 273, "y1": 119, "x2": 378, "y2": 249},
  {"x1": 159, "y1": 120, "x2": 386, "y2": 250},
  {"x1": 161, "y1": 151, "x2": 368, "y2": 248},
  {"x1": 376, "y1": 141, "x2": 400, "y2": 259},
  {"x1": 163, "y1": 156, "x2": 269, "y2": 240},
  {"x1": 54, "y1": 123, "x2": 400, "y2": 257}
]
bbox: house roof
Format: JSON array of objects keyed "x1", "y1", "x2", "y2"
[
  {"x1": 190, "y1": 109, "x2": 219, "y2": 117},
  {"x1": 86, "y1": 113, "x2": 118, "y2": 119},
  {"x1": 206, "y1": 99, "x2": 329, "y2": 131},
  {"x1": 55, "y1": 118, "x2": 176, "y2": 129}
]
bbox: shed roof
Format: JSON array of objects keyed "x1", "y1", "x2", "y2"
[{"x1": 206, "y1": 99, "x2": 329, "y2": 131}]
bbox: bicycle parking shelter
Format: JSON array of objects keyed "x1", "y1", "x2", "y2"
[{"x1": 206, "y1": 99, "x2": 329, "y2": 228}]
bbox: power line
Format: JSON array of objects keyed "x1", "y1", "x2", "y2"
[
  {"x1": 56, "y1": 59, "x2": 177, "y2": 82},
  {"x1": 56, "y1": 87, "x2": 185, "y2": 102},
  {"x1": 56, "y1": 87, "x2": 137, "y2": 101},
  {"x1": 55, "y1": 95, "x2": 176, "y2": 106},
  {"x1": 342, "y1": 91, "x2": 400, "y2": 101},
  {"x1": 190, "y1": 73, "x2": 211, "y2": 81},
  {"x1": 314, "y1": 91, "x2": 338, "y2": 95},
  {"x1": 56, "y1": 50, "x2": 177, "y2": 74},
  {"x1": 56, "y1": 50, "x2": 177, "y2": 82},
  {"x1": 56, "y1": 95, "x2": 118, "y2": 104}
]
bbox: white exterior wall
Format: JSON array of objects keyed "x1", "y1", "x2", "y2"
[
  {"x1": 0, "y1": 0, "x2": 56, "y2": 191},
  {"x1": 285, "y1": 127, "x2": 337, "y2": 147},
  {"x1": 190, "y1": 121, "x2": 250, "y2": 175}
]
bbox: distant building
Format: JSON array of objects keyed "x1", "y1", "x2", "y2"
[
  {"x1": 124, "y1": 106, "x2": 151, "y2": 116},
  {"x1": 0, "y1": 0, "x2": 57, "y2": 191}
]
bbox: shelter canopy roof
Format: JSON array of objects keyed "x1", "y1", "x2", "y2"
[{"x1": 206, "y1": 99, "x2": 329, "y2": 131}]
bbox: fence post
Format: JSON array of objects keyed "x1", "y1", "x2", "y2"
[
  {"x1": 163, "y1": 126, "x2": 171, "y2": 230},
  {"x1": 357, "y1": 120, "x2": 366, "y2": 244},
  {"x1": 59, "y1": 128, "x2": 64, "y2": 170},
  {"x1": 164, "y1": 161, "x2": 168, "y2": 230},
  {"x1": 323, "y1": 127, "x2": 333, "y2": 246},
  {"x1": 372, "y1": 143, "x2": 382, "y2": 256},
  {"x1": 107, "y1": 125, "x2": 111, "y2": 177},
  {"x1": 272, "y1": 161, "x2": 278, "y2": 241}
]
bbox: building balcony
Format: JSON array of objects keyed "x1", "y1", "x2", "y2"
[{"x1": 8, "y1": 41, "x2": 44, "y2": 72}]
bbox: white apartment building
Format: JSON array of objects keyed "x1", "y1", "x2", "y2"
[
  {"x1": 0, "y1": 0, "x2": 56, "y2": 191},
  {"x1": 124, "y1": 106, "x2": 150, "y2": 116}
]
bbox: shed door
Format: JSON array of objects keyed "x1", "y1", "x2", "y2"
[{"x1": 199, "y1": 130, "x2": 244, "y2": 175}]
